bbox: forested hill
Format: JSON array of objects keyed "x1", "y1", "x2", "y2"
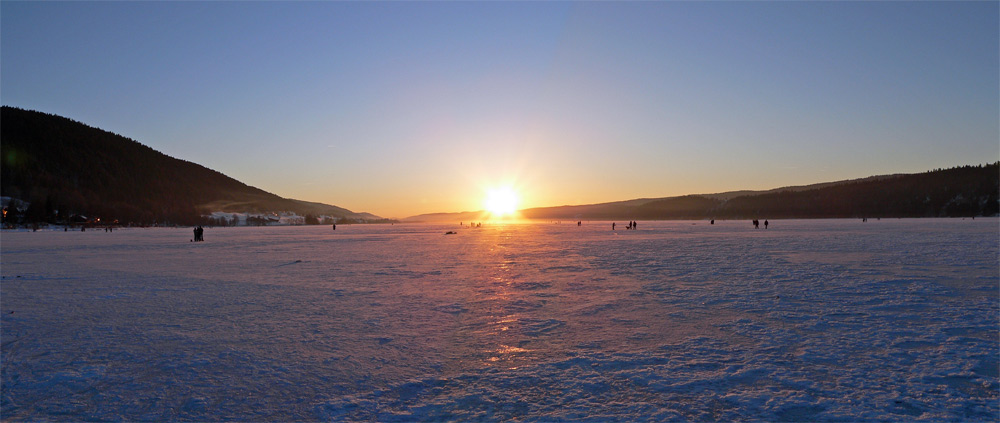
[
  {"x1": 1, "y1": 106, "x2": 376, "y2": 225},
  {"x1": 520, "y1": 164, "x2": 999, "y2": 220}
]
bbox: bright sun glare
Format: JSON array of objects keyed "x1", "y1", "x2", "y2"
[{"x1": 484, "y1": 187, "x2": 519, "y2": 217}]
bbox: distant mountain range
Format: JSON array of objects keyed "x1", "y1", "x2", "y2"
[
  {"x1": 409, "y1": 164, "x2": 999, "y2": 222},
  {"x1": 4, "y1": 107, "x2": 996, "y2": 226},
  {"x1": 1, "y1": 106, "x2": 380, "y2": 225}
]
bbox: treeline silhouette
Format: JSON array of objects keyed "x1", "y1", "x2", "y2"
[
  {"x1": 521, "y1": 164, "x2": 999, "y2": 220},
  {"x1": 1, "y1": 106, "x2": 370, "y2": 226},
  {"x1": 709, "y1": 165, "x2": 998, "y2": 219}
]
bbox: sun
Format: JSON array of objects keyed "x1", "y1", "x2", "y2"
[{"x1": 484, "y1": 187, "x2": 519, "y2": 217}]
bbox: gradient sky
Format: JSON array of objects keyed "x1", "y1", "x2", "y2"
[{"x1": 3, "y1": 1, "x2": 997, "y2": 218}]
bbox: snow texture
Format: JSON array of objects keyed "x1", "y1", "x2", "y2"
[{"x1": 2, "y1": 219, "x2": 997, "y2": 421}]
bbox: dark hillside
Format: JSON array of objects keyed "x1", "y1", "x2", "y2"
[
  {"x1": 512, "y1": 164, "x2": 998, "y2": 220},
  {"x1": 632, "y1": 195, "x2": 723, "y2": 219},
  {"x1": 1, "y1": 107, "x2": 371, "y2": 225},
  {"x1": 714, "y1": 165, "x2": 999, "y2": 219},
  {"x1": 520, "y1": 199, "x2": 652, "y2": 220}
]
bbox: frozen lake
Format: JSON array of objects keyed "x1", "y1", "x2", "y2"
[{"x1": 2, "y1": 219, "x2": 997, "y2": 421}]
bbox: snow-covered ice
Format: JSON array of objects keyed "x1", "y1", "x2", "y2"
[{"x1": 2, "y1": 219, "x2": 997, "y2": 421}]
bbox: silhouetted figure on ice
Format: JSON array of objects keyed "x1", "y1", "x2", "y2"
[
  {"x1": 612, "y1": 222, "x2": 616, "y2": 231},
  {"x1": 764, "y1": 220, "x2": 769, "y2": 229},
  {"x1": 753, "y1": 219, "x2": 759, "y2": 229},
  {"x1": 332, "y1": 223, "x2": 336, "y2": 230}
]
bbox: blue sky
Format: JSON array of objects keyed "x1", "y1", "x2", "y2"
[{"x1": 3, "y1": 1, "x2": 997, "y2": 218}]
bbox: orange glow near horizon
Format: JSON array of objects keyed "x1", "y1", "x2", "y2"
[{"x1": 484, "y1": 186, "x2": 520, "y2": 218}]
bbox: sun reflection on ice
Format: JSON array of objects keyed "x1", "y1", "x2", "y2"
[
  {"x1": 473, "y1": 227, "x2": 541, "y2": 369},
  {"x1": 487, "y1": 344, "x2": 532, "y2": 364}
]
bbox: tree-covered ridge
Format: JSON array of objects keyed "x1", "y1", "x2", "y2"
[
  {"x1": 711, "y1": 164, "x2": 999, "y2": 219},
  {"x1": 1, "y1": 106, "x2": 371, "y2": 225},
  {"x1": 519, "y1": 164, "x2": 999, "y2": 220}
]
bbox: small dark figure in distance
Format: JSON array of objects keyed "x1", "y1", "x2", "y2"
[
  {"x1": 753, "y1": 219, "x2": 759, "y2": 229},
  {"x1": 332, "y1": 223, "x2": 336, "y2": 230},
  {"x1": 633, "y1": 221, "x2": 637, "y2": 230},
  {"x1": 612, "y1": 222, "x2": 616, "y2": 231},
  {"x1": 764, "y1": 220, "x2": 769, "y2": 229},
  {"x1": 710, "y1": 219, "x2": 715, "y2": 225}
]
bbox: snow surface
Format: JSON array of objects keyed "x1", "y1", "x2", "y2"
[{"x1": 1, "y1": 219, "x2": 997, "y2": 421}]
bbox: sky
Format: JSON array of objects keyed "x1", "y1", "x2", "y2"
[{"x1": 2, "y1": 1, "x2": 997, "y2": 219}]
